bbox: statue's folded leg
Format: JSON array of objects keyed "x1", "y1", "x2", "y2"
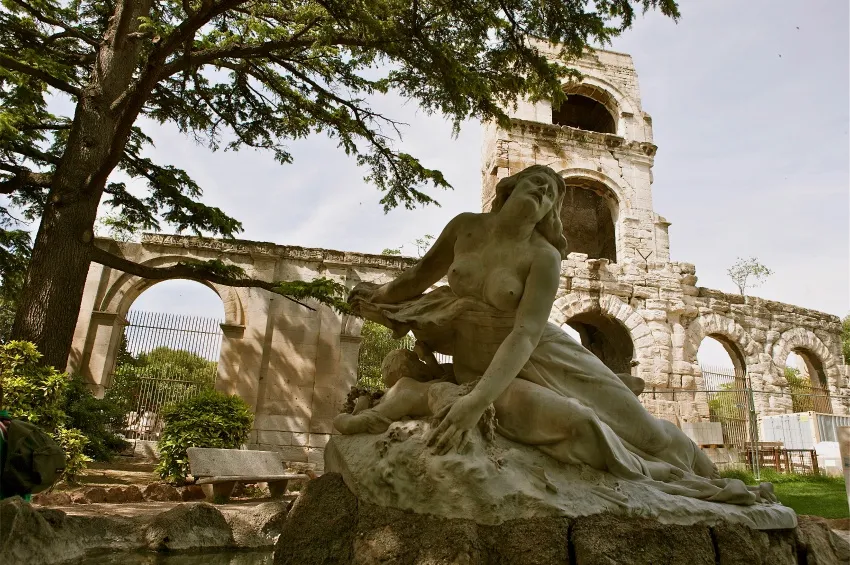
[{"x1": 334, "y1": 377, "x2": 435, "y2": 435}]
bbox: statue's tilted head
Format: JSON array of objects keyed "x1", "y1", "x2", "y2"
[{"x1": 491, "y1": 165, "x2": 568, "y2": 259}]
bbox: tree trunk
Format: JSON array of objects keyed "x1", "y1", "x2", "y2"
[
  {"x1": 11, "y1": 194, "x2": 101, "y2": 369},
  {"x1": 11, "y1": 0, "x2": 154, "y2": 370}
]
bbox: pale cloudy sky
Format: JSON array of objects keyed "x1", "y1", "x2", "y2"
[{"x1": 75, "y1": 1, "x2": 848, "y2": 368}]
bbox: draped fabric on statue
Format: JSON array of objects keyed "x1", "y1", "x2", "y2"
[{"x1": 355, "y1": 285, "x2": 759, "y2": 505}]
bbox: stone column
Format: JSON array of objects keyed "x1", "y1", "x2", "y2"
[{"x1": 78, "y1": 311, "x2": 126, "y2": 397}]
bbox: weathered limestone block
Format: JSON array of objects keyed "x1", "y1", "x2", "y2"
[
  {"x1": 143, "y1": 503, "x2": 234, "y2": 551},
  {"x1": 571, "y1": 514, "x2": 715, "y2": 565},
  {"x1": 712, "y1": 521, "x2": 797, "y2": 565},
  {"x1": 273, "y1": 474, "x2": 850, "y2": 565},
  {"x1": 275, "y1": 473, "x2": 357, "y2": 564},
  {"x1": 795, "y1": 515, "x2": 850, "y2": 565}
]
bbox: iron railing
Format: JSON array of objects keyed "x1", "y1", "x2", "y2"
[{"x1": 110, "y1": 310, "x2": 224, "y2": 441}]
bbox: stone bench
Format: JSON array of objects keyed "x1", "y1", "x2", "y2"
[{"x1": 187, "y1": 447, "x2": 311, "y2": 502}]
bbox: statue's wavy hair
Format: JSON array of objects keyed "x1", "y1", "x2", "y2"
[{"x1": 490, "y1": 165, "x2": 568, "y2": 259}]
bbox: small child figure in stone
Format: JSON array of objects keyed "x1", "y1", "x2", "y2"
[{"x1": 336, "y1": 341, "x2": 454, "y2": 435}]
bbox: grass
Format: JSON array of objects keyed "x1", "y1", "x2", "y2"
[{"x1": 720, "y1": 468, "x2": 849, "y2": 519}]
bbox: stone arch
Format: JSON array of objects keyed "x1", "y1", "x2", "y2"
[
  {"x1": 772, "y1": 328, "x2": 842, "y2": 389},
  {"x1": 551, "y1": 293, "x2": 657, "y2": 378},
  {"x1": 556, "y1": 169, "x2": 621, "y2": 263},
  {"x1": 557, "y1": 168, "x2": 625, "y2": 209},
  {"x1": 98, "y1": 255, "x2": 245, "y2": 327},
  {"x1": 684, "y1": 313, "x2": 759, "y2": 372},
  {"x1": 558, "y1": 76, "x2": 638, "y2": 137}
]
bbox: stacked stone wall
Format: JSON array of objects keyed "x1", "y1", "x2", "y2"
[{"x1": 550, "y1": 252, "x2": 849, "y2": 420}]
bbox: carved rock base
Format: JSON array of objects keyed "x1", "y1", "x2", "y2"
[
  {"x1": 273, "y1": 474, "x2": 849, "y2": 565},
  {"x1": 324, "y1": 422, "x2": 797, "y2": 530}
]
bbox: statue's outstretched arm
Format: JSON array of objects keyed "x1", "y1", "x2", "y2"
[{"x1": 375, "y1": 212, "x2": 476, "y2": 304}]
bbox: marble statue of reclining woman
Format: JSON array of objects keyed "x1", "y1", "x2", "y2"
[{"x1": 336, "y1": 165, "x2": 775, "y2": 505}]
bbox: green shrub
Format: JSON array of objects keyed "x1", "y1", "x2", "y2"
[
  {"x1": 63, "y1": 373, "x2": 129, "y2": 461},
  {"x1": 55, "y1": 426, "x2": 93, "y2": 481},
  {"x1": 156, "y1": 389, "x2": 254, "y2": 483},
  {"x1": 1, "y1": 341, "x2": 69, "y2": 430},
  {"x1": 0, "y1": 341, "x2": 92, "y2": 481}
]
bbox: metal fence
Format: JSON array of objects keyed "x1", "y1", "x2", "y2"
[
  {"x1": 638, "y1": 364, "x2": 845, "y2": 477},
  {"x1": 110, "y1": 310, "x2": 224, "y2": 441}
]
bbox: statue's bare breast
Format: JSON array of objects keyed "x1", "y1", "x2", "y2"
[{"x1": 446, "y1": 215, "x2": 541, "y2": 312}]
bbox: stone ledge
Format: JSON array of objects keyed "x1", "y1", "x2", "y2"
[
  {"x1": 0, "y1": 497, "x2": 289, "y2": 565},
  {"x1": 274, "y1": 474, "x2": 849, "y2": 565}
]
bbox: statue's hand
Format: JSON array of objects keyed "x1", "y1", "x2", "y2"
[
  {"x1": 425, "y1": 394, "x2": 483, "y2": 455},
  {"x1": 347, "y1": 282, "x2": 385, "y2": 311}
]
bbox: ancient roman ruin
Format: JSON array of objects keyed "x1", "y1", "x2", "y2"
[{"x1": 69, "y1": 48, "x2": 849, "y2": 469}]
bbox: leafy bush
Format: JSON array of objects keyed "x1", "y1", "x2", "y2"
[
  {"x1": 0, "y1": 341, "x2": 93, "y2": 481},
  {"x1": 54, "y1": 426, "x2": 93, "y2": 481},
  {"x1": 1, "y1": 341, "x2": 69, "y2": 430},
  {"x1": 63, "y1": 374, "x2": 129, "y2": 461},
  {"x1": 132, "y1": 346, "x2": 218, "y2": 383},
  {"x1": 784, "y1": 367, "x2": 816, "y2": 413},
  {"x1": 156, "y1": 389, "x2": 254, "y2": 483},
  {"x1": 357, "y1": 321, "x2": 413, "y2": 391},
  {"x1": 107, "y1": 345, "x2": 217, "y2": 417}
]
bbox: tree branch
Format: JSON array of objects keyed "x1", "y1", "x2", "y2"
[
  {"x1": 7, "y1": 0, "x2": 100, "y2": 47},
  {"x1": 89, "y1": 244, "x2": 315, "y2": 310},
  {"x1": 0, "y1": 52, "x2": 81, "y2": 96},
  {"x1": 0, "y1": 167, "x2": 53, "y2": 194}
]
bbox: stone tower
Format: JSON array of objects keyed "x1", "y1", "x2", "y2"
[
  {"x1": 481, "y1": 48, "x2": 671, "y2": 265},
  {"x1": 480, "y1": 47, "x2": 849, "y2": 418}
]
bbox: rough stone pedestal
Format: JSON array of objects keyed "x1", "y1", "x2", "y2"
[
  {"x1": 273, "y1": 474, "x2": 849, "y2": 565},
  {"x1": 323, "y1": 424, "x2": 797, "y2": 530}
]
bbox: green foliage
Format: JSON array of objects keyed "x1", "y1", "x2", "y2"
[
  {"x1": 54, "y1": 426, "x2": 94, "y2": 483},
  {"x1": 274, "y1": 277, "x2": 352, "y2": 314},
  {"x1": 720, "y1": 467, "x2": 844, "y2": 486},
  {"x1": 727, "y1": 257, "x2": 773, "y2": 296},
  {"x1": 719, "y1": 467, "x2": 848, "y2": 519},
  {"x1": 0, "y1": 0, "x2": 681, "y2": 244},
  {"x1": 411, "y1": 234, "x2": 436, "y2": 258},
  {"x1": 94, "y1": 212, "x2": 141, "y2": 243},
  {"x1": 705, "y1": 381, "x2": 742, "y2": 421},
  {"x1": 0, "y1": 341, "x2": 92, "y2": 481},
  {"x1": 107, "y1": 345, "x2": 217, "y2": 418},
  {"x1": 1, "y1": 341, "x2": 69, "y2": 431},
  {"x1": 0, "y1": 229, "x2": 31, "y2": 342},
  {"x1": 156, "y1": 389, "x2": 254, "y2": 483},
  {"x1": 132, "y1": 346, "x2": 218, "y2": 383},
  {"x1": 381, "y1": 248, "x2": 402, "y2": 256},
  {"x1": 784, "y1": 367, "x2": 816, "y2": 413},
  {"x1": 62, "y1": 373, "x2": 129, "y2": 461},
  {"x1": 178, "y1": 259, "x2": 248, "y2": 281},
  {"x1": 842, "y1": 314, "x2": 850, "y2": 364},
  {"x1": 357, "y1": 321, "x2": 414, "y2": 392}
]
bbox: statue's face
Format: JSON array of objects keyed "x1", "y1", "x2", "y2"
[{"x1": 509, "y1": 171, "x2": 558, "y2": 221}]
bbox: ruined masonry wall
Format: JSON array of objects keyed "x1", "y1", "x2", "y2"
[{"x1": 552, "y1": 254, "x2": 849, "y2": 421}]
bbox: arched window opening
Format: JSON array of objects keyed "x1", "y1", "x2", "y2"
[
  {"x1": 563, "y1": 312, "x2": 633, "y2": 374},
  {"x1": 110, "y1": 279, "x2": 227, "y2": 440},
  {"x1": 696, "y1": 335, "x2": 749, "y2": 450},
  {"x1": 697, "y1": 335, "x2": 745, "y2": 379},
  {"x1": 785, "y1": 350, "x2": 831, "y2": 414},
  {"x1": 552, "y1": 94, "x2": 617, "y2": 134},
  {"x1": 560, "y1": 178, "x2": 618, "y2": 262}
]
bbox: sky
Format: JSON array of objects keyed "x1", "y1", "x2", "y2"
[{"x1": 20, "y1": 1, "x2": 850, "y2": 367}]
